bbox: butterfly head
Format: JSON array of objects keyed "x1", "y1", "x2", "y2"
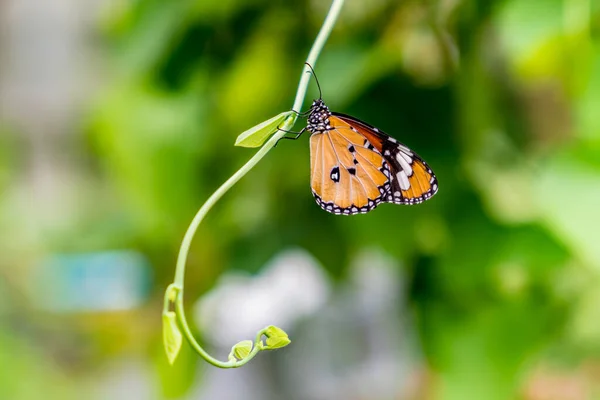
[{"x1": 307, "y1": 99, "x2": 332, "y2": 133}]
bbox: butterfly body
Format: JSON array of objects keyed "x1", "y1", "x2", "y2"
[{"x1": 306, "y1": 99, "x2": 438, "y2": 215}]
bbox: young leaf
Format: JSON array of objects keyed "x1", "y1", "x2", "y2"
[
  {"x1": 231, "y1": 340, "x2": 253, "y2": 360},
  {"x1": 234, "y1": 111, "x2": 294, "y2": 148},
  {"x1": 263, "y1": 325, "x2": 291, "y2": 350},
  {"x1": 163, "y1": 311, "x2": 182, "y2": 365}
]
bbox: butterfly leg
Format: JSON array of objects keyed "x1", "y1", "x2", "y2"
[
  {"x1": 274, "y1": 127, "x2": 306, "y2": 147},
  {"x1": 291, "y1": 107, "x2": 312, "y2": 117}
]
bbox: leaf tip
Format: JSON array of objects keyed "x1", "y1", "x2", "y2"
[
  {"x1": 234, "y1": 111, "x2": 295, "y2": 148},
  {"x1": 263, "y1": 325, "x2": 291, "y2": 350},
  {"x1": 231, "y1": 340, "x2": 254, "y2": 361},
  {"x1": 163, "y1": 311, "x2": 182, "y2": 365}
]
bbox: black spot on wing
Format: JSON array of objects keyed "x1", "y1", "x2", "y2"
[{"x1": 330, "y1": 166, "x2": 340, "y2": 183}]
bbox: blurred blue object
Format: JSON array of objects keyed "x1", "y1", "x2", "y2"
[{"x1": 34, "y1": 251, "x2": 152, "y2": 312}]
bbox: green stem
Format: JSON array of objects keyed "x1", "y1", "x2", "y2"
[
  {"x1": 291, "y1": 0, "x2": 344, "y2": 113},
  {"x1": 167, "y1": 0, "x2": 345, "y2": 368},
  {"x1": 172, "y1": 125, "x2": 290, "y2": 288},
  {"x1": 174, "y1": 291, "x2": 265, "y2": 368}
]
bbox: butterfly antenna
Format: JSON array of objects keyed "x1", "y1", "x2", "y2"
[{"x1": 304, "y1": 62, "x2": 322, "y2": 100}]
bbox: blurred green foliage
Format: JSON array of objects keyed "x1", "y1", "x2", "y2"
[{"x1": 2, "y1": 0, "x2": 600, "y2": 398}]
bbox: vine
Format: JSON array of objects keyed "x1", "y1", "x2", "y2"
[{"x1": 162, "y1": 0, "x2": 345, "y2": 368}]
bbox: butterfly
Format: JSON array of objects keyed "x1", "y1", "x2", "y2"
[{"x1": 283, "y1": 65, "x2": 438, "y2": 215}]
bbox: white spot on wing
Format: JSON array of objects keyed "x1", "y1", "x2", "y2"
[
  {"x1": 397, "y1": 171, "x2": 410, "y2": 190},
  {"x1": 396, "y1": 153, "x2": 413, "y2": 176},
  {"x1": 398, "y1": 144, "x2": 413, "y2": 155},
  {"x1": 399, "y1": 151, "x2": 412, "y2": 165}
]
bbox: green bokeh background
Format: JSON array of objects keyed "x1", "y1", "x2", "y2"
[{"x1": 2, "y1": 0, "x2": 600, "y2": 399}]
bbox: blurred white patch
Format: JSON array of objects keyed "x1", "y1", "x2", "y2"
[
  {"x1": 350, "y1": 249, "x2": 403, "y2": 310},
  {"x1": 194, "y1": 248, "x2": 330, "y2": 347},
  {"x1": 186, "y1": 248, "x2": 423, "y2": 400},
  {"x1": 283, "y1": 248, "x2": 423, "y2": 400}
]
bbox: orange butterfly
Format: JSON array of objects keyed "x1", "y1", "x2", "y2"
[{"x1": 284, "y1": 66, "x2": 438, "y2": 215}]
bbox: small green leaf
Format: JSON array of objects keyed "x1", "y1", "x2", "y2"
[
  {"x1": 231, "y1": 340, "x2": 253, "y2": 360},
  {"x1": 234, "y1": 111, "x2": 294, "y2": 148},
  {"x1": 266, "y1": 335, "x2": 291, "y2": 350},
  {"x1": 263, "y1": 325, "x2": 291, "y2": 350},
  {"x1": 163, "y1": 311, "x2": 182, "y2": 365}
]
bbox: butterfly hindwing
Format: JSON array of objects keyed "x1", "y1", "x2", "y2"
[{"x1": 333, "y1": 113, "x2": 438, "y2": 205}]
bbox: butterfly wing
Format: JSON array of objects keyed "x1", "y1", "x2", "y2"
[
  {"x1": 310, "y1": 119, "x2": 392, "y2": 215},
  {"x1": 332, "y1": 112, "x2": 438, "y2": 205}
]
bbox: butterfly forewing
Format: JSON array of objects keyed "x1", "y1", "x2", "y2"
[{"x1": 310, "y1": 117, "x2": 392, "y2": 215}]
